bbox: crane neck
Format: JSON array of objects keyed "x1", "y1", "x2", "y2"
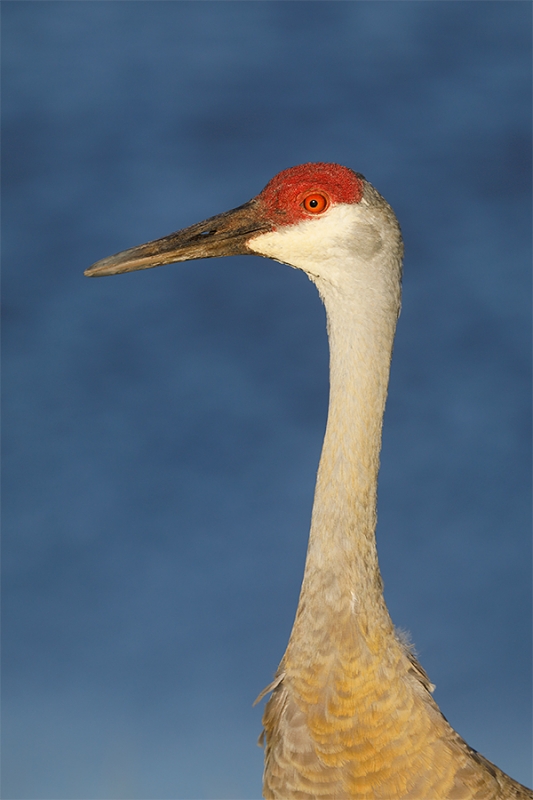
[{"x1": 286, "y1": 267, "x2": 401, "y2": 661}]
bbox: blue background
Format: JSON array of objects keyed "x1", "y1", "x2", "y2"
[{"x1": 2, "y1": 2, "x2": 531, "y2": 798}]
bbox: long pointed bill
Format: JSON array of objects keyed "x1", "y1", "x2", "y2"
[{"x1": 84, "y1": 199, "x2": 270, "y2": 277}]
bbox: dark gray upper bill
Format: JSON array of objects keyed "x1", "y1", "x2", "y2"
[{"x1": 84, "y1": 199, "x2": 269, "y2": 277}]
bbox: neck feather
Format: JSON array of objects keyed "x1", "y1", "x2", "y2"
[{"x1": 286, "y1": 257, "x2": 401, "y2": 661}]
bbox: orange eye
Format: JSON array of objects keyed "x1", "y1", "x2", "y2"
[{"x1": 302, "y1": 192, "x2": 329, "y2": 214}]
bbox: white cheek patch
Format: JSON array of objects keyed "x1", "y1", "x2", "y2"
[
  {"x1": 248, "y1": 205, "x2": 359, "y2": 270},
  {"x1": 247, "y1": 204, "x2": 386, "y2": 292}
]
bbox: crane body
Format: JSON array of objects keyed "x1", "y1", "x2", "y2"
[{"x1": 86, "y1": 163, "x2": 532, "y2": 799}]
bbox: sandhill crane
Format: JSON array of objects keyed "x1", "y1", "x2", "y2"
[{"x1": 86, "y1": 163, "x2": 532, "y2": 799}]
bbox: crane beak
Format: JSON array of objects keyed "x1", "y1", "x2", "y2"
[{"x1": 84, "y1": 199, "x2": 270, "y2": 277}]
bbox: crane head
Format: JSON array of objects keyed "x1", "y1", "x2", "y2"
[{"x1": 84, "y1": 163, "x2": 380, "y2": 279}]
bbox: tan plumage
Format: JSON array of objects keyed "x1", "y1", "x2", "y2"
[
  {"x1": 86, "y1": 163, "x2": 532, "y2": 799},
  {"x1": 261, "y1": 616, "x2": 530, "y2": 798}
]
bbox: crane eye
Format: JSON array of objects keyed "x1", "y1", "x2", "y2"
[{"x1": 302, "y1": 192, "x2": 329, "y2": 214}]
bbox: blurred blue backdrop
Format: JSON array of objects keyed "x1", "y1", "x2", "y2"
[{"x1": 2, "y1": 2, "x2": 531, "y2": 798}]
